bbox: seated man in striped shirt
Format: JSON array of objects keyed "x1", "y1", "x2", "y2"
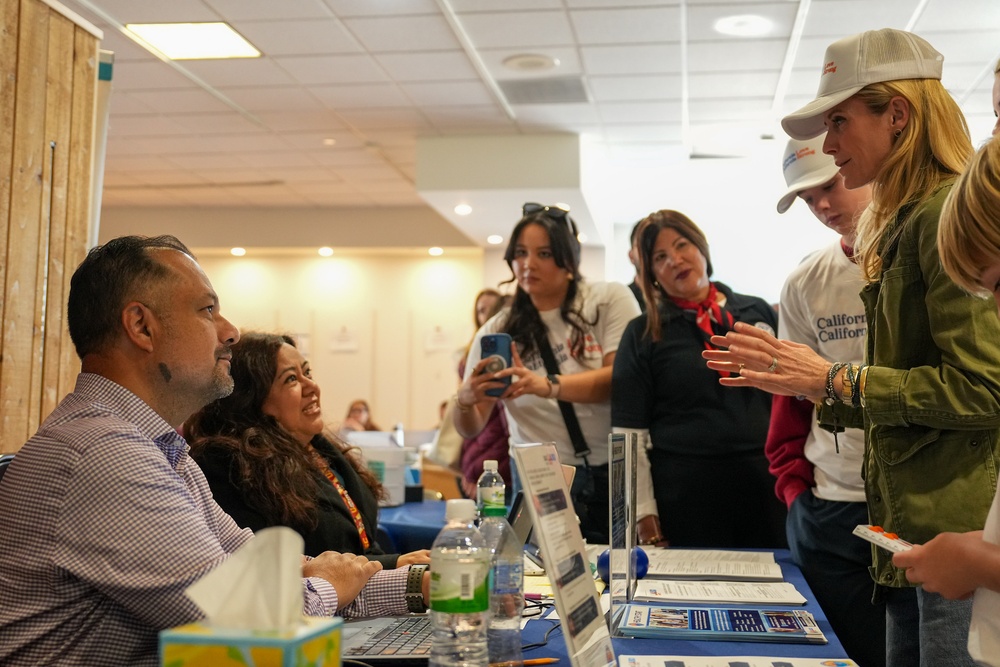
[{"x1": 0, "y1": 236, "x2": 426, "y2": 666}]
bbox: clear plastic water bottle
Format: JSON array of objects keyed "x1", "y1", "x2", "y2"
[
  {"x1": 430, "y1": 499, "x2": 489, "y2": 667},
  {"x1": 476, "y1": 460, "x2": 505, "y2": 520},
  {"x1": 479, "y1": 505, "x2": 525, "y2": 667}
]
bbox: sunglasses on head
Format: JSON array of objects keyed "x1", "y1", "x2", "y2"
[{"x1": 522, "y1": 202, "x2": 570, "y2": 220}]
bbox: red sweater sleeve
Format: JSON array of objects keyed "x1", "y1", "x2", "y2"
[{"x1": 765, "y1": 394, "x2": 816, "y2": 508}]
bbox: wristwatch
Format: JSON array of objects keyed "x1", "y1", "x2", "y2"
[{"x1": 405, "y1": 564, "x2": 429, "y2": 613}]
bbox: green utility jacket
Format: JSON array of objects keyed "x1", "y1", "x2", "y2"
[{"x1": 822, "y1": 181, "x2": 1000, "y2": 588}]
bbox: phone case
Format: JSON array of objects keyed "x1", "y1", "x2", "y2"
[{"x1": 480, "y1": 333, "x2": 512, "y2": 397}]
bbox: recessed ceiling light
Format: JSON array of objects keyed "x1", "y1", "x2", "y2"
[
  {"x1": 428, "y1": 247, "x2": 444, "y2": 256},
  {"x1": 322, "y1": 138, "x2": 337, "y2": 147},
  {"x1": 502, "y1": 53, "x2": 560, "y2": 72},
  {"x1": 487, "y1": 235, "x2": 504, "y2": 245},
  {"x1": 126, "y1": 22, "x2": 261, "y2": 60},
  {"x1": 318, "y1": 247, "x2": 334, "y2": 257},
  {"x1": 230, "y1": 247, "x2": 246, "y2": 257},
  {"x1": 713, "y1": 14, "x2": 774, "y2": 38},
  {"x1": 454, "y1": 204, "x2": 473, "y2": 216}
]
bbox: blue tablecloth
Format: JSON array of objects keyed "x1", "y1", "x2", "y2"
[
  {"x1": 379, "y1": 501, "x2": 850, "y2": 661},
  {"x1": 378, "y1": 500, "x2": 447, "y2": 553},
  {"x1": 523, "y1": 551, "x2": 849, "y2": 662}
]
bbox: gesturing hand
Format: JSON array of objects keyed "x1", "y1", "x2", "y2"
[{"x1": 303, "y1": 551, "x2": 382, "y2": 607}]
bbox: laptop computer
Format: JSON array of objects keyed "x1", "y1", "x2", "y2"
[{"x1": 342, "y1": 484, "x2": 554, "y2": 665}]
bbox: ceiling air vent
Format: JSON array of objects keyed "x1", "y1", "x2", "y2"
[{"x1": 497, "y1": 77, "x2": 589, "y2": 104}]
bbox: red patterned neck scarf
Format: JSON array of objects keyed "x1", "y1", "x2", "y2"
[
  {"x1": 668, "y1": 283, "x2": 734, "y2": 373},
  {"x1": 307, "y1": 444, "x2": 370, "y2": 549}
]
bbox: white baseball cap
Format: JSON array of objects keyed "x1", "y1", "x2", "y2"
[
  {"x1": 782, "y1": 28, "x2": 943, "y2": 140},
  {"x1": 776, "y1": 135, "x2": 840, "y2": 214}
]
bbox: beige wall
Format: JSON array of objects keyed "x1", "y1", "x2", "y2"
[{"x1": 197, "y1": 249, "x2": 490, "y2": 433}]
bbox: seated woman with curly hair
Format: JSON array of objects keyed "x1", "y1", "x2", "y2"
[{"x1": 186, "y1": 332, "x2": 429, "y2": 569}]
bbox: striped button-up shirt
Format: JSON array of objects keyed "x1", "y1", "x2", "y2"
[{"x1": 0, "y1": 374, "x2": 408, "y2": 666}]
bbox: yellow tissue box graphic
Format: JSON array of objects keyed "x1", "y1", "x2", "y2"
[{"x1": 160, "y1": 616, "x2": 342, "y2": 667}]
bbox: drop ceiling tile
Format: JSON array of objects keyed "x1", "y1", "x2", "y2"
[
  {"x1": 801, "y1": 2, "x2": 906, "y2": 38},
  {"x1": 133, "y1": 170, "x2": 210, "y2": 186},
  {"x1": 374, "y1": 51, "x2": 478, "y2": 82},
  {"x1": 310, "y1": 148, "x2": 387, "y2": 167},
  {"x1": 233, "y1": 18, "x2": 362, "y2": 56},
  {"x1": 238, "y1": 151, "x2": 322, "y2": 168},
  {"x1": 109, "y1": 92, "x2": 159, "y2": 115},
  {"x1": 603, "y1": 124, "x2": 683, "y2": 143},
  {"x1": 128, "y1": 89, "x2": 234, "y2": 114},
  {"x1": 165, "y1": 153, "x2": 250, "y2": 170},
  {"x1": 136, "y1": 133, "x2": 286, "y2": 154},
  {"x1": 459, "y1": 11, "x2": 574, "y2": 50},
  {"x1": 170, "y1": 112, "x2": 268, "y2": 134},
  {"x1": 400, "y1": 81, "x2": 495, "y2": 106},
  {"x1": 64, "y1": 0, "x2": 219, "y2": 23},
  {"x1": 279, "y1": 131, "x2": 366, "y2": 151},
  {"x1": 262, "y1": 166, "x2": 344, "y2": 183},
  {"x1": 786, "y1": 68, "x2": 823, "y2": 98},
  {"x1": 342, "y1": 15, "x2": 461, "y2": 52},
  {"x1": 570, "y1": 7, "x2": 682, "y2": 45},
  {"x1": 581, "y1": 44, "x2": 682, "y2": 75},
  {"x1": 335, "y1": 107, "x2": 433, "y2": 130},
  {"x1": 599, "y1": 101, "x2": 682, "y2": 124},
  {"x1": 914, "y1": 0, "x2": 1000, "y2": 31},
  {"x1": 106, "y1": 136, "x2": 160, "y2": 155},
  {"x1": 90, "y1": 30, "x2": 154, "y2": 62},
  {"x1": 926, "y1": 32, "x2": 999, "y2": 67},
  {"x1": 101, "y1": 172, "x2": 144, "y2": 187},
  {"x1": 205, "y1": 0, "x2": 332, "y2": 20},
  {"x1": 687, "y1": 39, "x2": 786, "y2": 73},
  {"x1": 110, "y1": 61, "x2": 194, "y2": 91},
  {"x1": 422, "y1": 105, "x2": 511, "y2": 126},
  {"x1": 180, "y1": 58, "x2": 300, "y2": 88},
  {"x1": 566, "y1": 0, "x2": 678, "y2": 6},
  {"x1": 108, "y1": 115, "x2": 189, "y2": 136},
  {"x1": 254, "y1": 110, "x2": 347, "y2": 132},
  {"x1": 104, "y1": 155, "x2": 180, "y2": 173},
  {"x1": 365, "y1": 191, "x2": 424, "y2": 205},
  {"x1": 312, "y1": 83, "x2": 411, "y2": 108},
  {"x1": 689, "y1": 98, "x2": 773, "y2": 123},
  {"x1": 275, "y1": 54, "x2": 387, "y2": 85},
  {"x1": 514, "y1": 103, "x2": 601, "y2": 125},
  {"x1": 101, "y1": 189, "x2": 186, "y2": 206},
  {"x1": 689, "y1": 71, "x2": 779, "y2": 99},
  {"x1": 353, "y1": 179, "x2": 414, "y2": 194},
  {"x1": 322, "y1": 0, "x2": 439, "y2": 17},
  {"x1": 341, "y1": 164, "x2": 409, "y2": 182},
  {"x1": 190, "y1": 168, "x2": 279, "y2": 184},
  {"x1": 168, "y1": 188, "x2": 250, "y2": 206},
  {"x1": 452, "y1": 0, "x2": 561, "y2": 10},
  {"x1": 221, "y1": 86, "x2": 326, "y2": 113},
  {"x1": 589, "y1": 75, "x2": 681, "y2": 102}
]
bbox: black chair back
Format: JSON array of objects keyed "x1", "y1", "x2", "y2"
[{"x1": 0, "y1": 454, "x2": 14, "y2": 484}]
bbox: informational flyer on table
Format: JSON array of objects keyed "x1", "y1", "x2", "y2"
[
  {"x1": 618, "y1": 657, "x2": 857, "y2": 667},
  {"x1": 512, "y1": 442, "x2": 616, "y2": 667}
]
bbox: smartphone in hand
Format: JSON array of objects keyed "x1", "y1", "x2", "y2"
[{"x1": 480, "y1": 333, "x2": 513, "y2": 397}]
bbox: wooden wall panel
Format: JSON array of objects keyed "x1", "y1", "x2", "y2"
[
  {"x1": 37, "y1": 13, "x2": 74, "y2": 425},
  {"x1": 0, "y1": 0, "x2": 98, "y2": 453},
  {"x1": 0, "y1": 0, "x2": 21, "y2": 387},
  {"x1": 1, "y1": 0, "x2": 48, "y2": 448}
]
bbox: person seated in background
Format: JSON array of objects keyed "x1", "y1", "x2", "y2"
[
  {"x1": 458, "y1": 289, "x2": 512, "y2": 499},
  {"x1": 0, "y1": 236, "x2": 426, "y2": 667},
  {"x1": 340, "y1": 398, "x2": 381, "y2": 434},
  {"x1": 186, "y1": 332, "x2": 430, "y2": 569}
]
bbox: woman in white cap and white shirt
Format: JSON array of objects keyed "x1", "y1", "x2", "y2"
[
  {"x1": 768, "y1": 134, "x2": 893, "y2": 667},
  {"x1": 703, "y1": 29, "x2": 1000, "y2": 666}
]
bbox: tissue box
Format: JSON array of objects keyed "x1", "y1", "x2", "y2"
[{"x1": 160, "y1": 616, "x2": 342, "y2": 667}]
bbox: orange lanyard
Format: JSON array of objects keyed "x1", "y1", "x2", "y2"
[{"x1": 308, "y1": 446, "x2": 370, "y2": 549}]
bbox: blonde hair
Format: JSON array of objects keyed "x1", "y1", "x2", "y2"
[
  {"x1": 852, "y1": 78, "x2": 973, "y2": 281},
  {"x1": 938, "y1": 137, "x2": 1000, "y2": 296}
]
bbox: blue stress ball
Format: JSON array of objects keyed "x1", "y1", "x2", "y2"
[{"x1": 597, "y1": 547, "x2": 649, "y2": 584}]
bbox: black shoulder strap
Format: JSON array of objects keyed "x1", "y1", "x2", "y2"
[{"x1": 534, "y1": 333, "x2": 591, "y2": 464}]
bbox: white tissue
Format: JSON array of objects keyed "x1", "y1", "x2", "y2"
[{"x1": 186, "y1": 526, "x2": 304, "y2": 632}]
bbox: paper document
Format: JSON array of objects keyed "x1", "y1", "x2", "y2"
[
  {"x1": 633, "y1": 579, "x2": 806, "y2": 605},
  {"x1": 645, "y1": 548, "x2": 783, "y2": 582},
  {"x1": 618, "y1": 604, "x2": 827, "y2": 644},
  {"x1": 618, "y1": 656, "x2": 857, "y2": 667}
]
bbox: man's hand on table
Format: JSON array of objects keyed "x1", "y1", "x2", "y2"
[{"x1": 303, "y1": 551, "x2": 382, "y2": 607}]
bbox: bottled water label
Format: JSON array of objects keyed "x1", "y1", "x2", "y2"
[
  {"x1": 489, "y1": 560, "x2": 523, "y2": 596},
  {"x1": 430, "y1": 561, "x2": 488, "y2": 613},
  {"x1": 478, "y1": 486, "x2": 504, "y2": 511}
]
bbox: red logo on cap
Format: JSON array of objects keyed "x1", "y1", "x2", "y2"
[
  {"x1": 823, "y1": 61, "x2": 837, "y2": 75},
  {"x1": 796, "y1": 147, "x2": 816, "y2": 159}
]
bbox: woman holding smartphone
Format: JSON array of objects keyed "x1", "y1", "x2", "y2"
[{"x1": 453, "y1": 203, "x2": 641, "y2": 543}]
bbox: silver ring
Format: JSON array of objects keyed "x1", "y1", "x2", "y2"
[{"x1": 767, "y1": 357, "x2": 779, "y2": 373}]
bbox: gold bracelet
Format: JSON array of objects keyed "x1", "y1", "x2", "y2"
[{"x1": 639, "y1": 534, "x2": 664, "y2": 546}]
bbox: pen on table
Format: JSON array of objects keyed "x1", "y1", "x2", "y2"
[
  {"x1": 524, "y1": 593, "x2": 547, "y2": 601},
  {"x1": 489, "y1": 659, "x2": 559, "y2": 667}
]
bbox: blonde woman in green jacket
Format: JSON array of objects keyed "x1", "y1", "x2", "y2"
[{"x1": 704, "y1": 30, "x2": 1000, "y2": 667}]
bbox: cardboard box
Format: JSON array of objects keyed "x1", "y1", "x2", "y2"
[{"x1": 160, "y1": 616, "x2": 342, "y2": 667}]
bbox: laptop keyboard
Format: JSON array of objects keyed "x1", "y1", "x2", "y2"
[{"x1": 347, "y1": 617, "x2": 432, "y2": 657}]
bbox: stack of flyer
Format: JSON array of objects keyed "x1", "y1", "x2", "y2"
[{"x1": 617, "y1": 548, "x2": 825, "y2": 644}]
